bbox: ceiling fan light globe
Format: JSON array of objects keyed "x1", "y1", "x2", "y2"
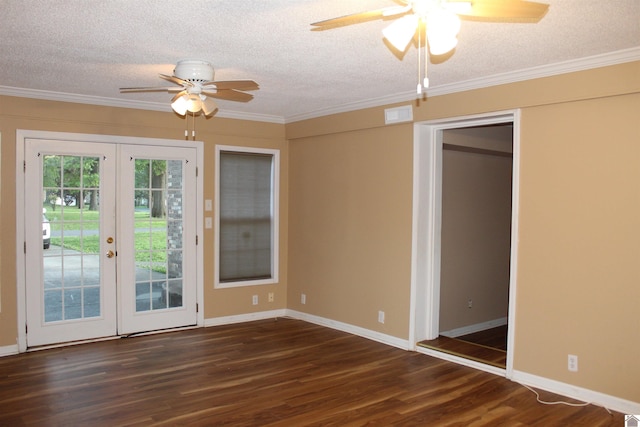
[
  {"x1": 201, "y1": 97, "x2": 218, "y2": 116},
  {"x1": 428, "y1": 35, "x2": 458, "y2": 55},
  {"x1": 171, "y1": 94, "x2": 190, "y2": 116},
  {"x1": 186, "y1": 94, "x2": 203, "y2": 113},
  {"x1": 383, "y1": 14, "x2": 420, "y2": 51},
  {"x1": 427, "y1": 9, "x2": 461, "y2": 38}
]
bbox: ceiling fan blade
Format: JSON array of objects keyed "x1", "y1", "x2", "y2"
[
  {"x1": 202, "y1": 89, "x2": 254, "y2": 103},
  {"x1": 159, "y1": 73, "x2": 192, "y2": 87},
  {"x1": 119, "y1": 86, "x2": 178, "y2": 93},
  {"x1": 442, "y1": 1, "x2": 473, "y2": 14},
  {"x1": 311, "y1": 4, "x2": 411, "y2": 30},
  {"x1": 457, "y1": 0, "x2": 549, "y2": 23},
  {"x1": 202, "y1": 80, "x2": 259, "y2": 91}
]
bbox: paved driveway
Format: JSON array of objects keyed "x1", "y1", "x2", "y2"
[{"x1": 42, "y1": 245, "x2": 166, "y2": 322}]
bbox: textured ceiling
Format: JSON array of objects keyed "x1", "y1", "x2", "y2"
[{"x1": 1, "y1": 0, "x2": 639, "y2": 123}]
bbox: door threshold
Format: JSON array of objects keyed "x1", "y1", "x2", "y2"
[
  {"x1": 27, "y1": 325, "x2": 200, "y2": 352},
  {"x1": 417, "y1": 336, "x2": 506, "y2": 368},
  {"x1": 119, "y1": 324, "x2": 199, "y2": 338},
  {"x1": 27, "y1": 335, "x2": 121, "y2": 352},
  {"x1": 416, "y1": 343, "x2": 506, "y2": 377}
]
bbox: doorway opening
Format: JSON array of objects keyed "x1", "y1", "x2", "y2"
[
  {"x1": 16, "y1": 130, "x2": 205, "y2": 352},
  {"x1": 410, "y1": 111, "x2": 520, "y2": 377}
]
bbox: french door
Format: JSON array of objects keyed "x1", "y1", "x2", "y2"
[{"x1": 25, "y1": 138, "x2": 197, "y2": 347}]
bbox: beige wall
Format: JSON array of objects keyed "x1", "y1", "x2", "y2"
[
  {"x1": 0, "y1": 96, "x2": 289, "y2": 346},
  {"x1": 1, "y1": 61, "x2": 638, "y2": 404},
  {"x1": 439, "y1": 130, "x2": 513, "y2": 332},
  {"x1": 516, "y1": 93, "x2": 640, "y2": 402},
  {"x1": 287, "y1": 61, "x2": 639, "y2": 403},
  {"x1": 287, "y1": 125, "x2": 415, "y2": 338}
]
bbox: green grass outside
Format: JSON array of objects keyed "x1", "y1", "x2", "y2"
[
  {"x1": 45, "y1": 208, "x2": 165, "y2": 231},
  {"x1": 47, "y1": 207, "x2": 170, "y2": 273}
]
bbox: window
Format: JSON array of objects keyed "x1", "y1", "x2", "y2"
[{"x1": 215, "y1": 146, "x2": 279, "y2": 288}]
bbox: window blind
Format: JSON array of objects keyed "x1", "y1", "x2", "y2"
[{"x1": 219, "y1": 151, "x2": 273, "y2": 282}]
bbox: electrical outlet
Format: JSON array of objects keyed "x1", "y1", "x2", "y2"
[
  {"x1": 252, "y1": 295, "x2": 258, "y2": 305},
  {"x1": 568, "y1": 354, "x2": 578, "y2": 372},
  {"x1": 268, "y1": 292, "x2": 274, "y2": 303},
  {"x1": 378, "y1": 310, "x2": 385, "y2": 324},
  {"x1": 301, "y1": 293, "x2": 306, "y2": 304},
  {"x1": 468, "y1": 299, "x2": 473, "y2": 308}
]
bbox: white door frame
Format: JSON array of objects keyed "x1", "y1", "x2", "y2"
[
  {"x1": 16, "y1": 130, "x2": 204, "y2": 352},
  {"x1": 409, "y1": 110, "x2": 521, "y2": 378}
]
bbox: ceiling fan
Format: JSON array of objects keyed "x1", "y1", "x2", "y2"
[
  {"x1": 312, "y1": 0, "x2": 549, "y2": 94},
  {"x1": 120, "y1": 60, "x2": 259, "y2": 116}
]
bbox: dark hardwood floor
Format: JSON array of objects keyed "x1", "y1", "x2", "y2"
[
  {"x1": 459, "y1": 325, "x2": 508, "y2": 351},
  {"x1": 0, "y1": 318, "x2": 621, "y2": 426},
  {"x1": 418, "y1": 326, "x2": 509, "y2": 369}
]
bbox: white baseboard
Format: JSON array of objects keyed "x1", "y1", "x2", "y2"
[
  {"x1": 285, "y1": 309, "x2": 410, "y2": 350},
  {"x1": 440, "y1": 317, "x2": 508, "y2": 338},
  {"x1": 511, "y1": 370, "x2": 640, "y2": 415},
  {"x1": 205, "y1": 309, "x2": 410, "y2": 351},
  {"x1": 204, "y1": 309, "x2": 287, "y2": 327},
  {"x1": 0, "y1": 344, "x2": 19, "y2": 357}
]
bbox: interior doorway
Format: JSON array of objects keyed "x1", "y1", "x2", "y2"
[{"x1": 410, "y1": 111, "x2": 521, "y2": 377}]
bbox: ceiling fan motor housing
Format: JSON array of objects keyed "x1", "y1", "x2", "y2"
[{"x1": 173, "y1": 59, "x2": 214, "y2": 82}]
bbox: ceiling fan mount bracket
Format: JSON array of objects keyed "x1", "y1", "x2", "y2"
[{"x1": 173, "y1": 59, "x2": 215, "y2": 83}]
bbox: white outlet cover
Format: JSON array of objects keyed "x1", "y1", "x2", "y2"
[{"x1": 568, "y1": 354, "x2": 578, "y2": 372}]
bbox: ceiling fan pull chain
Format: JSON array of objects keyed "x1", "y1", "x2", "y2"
[
  {"x1": 417, "y1": 23, "x2": 423, "y2": 95},
  {"x1": 424, "y1": 41, "x2": 429, "y2": 89},
  {"x1": 192, "y1": 111, "x2": 196, "y2": 140}
]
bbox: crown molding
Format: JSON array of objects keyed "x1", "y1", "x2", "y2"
[
  {"x1": 426, "y1": 46, "x2": 640, "y2": 97},
  {"x1": 2, "y1": 48, "x2": 638, "y2": 125},
  {"x1": 0, "y1": 85, "x2": 285, "y2": 124},
  {"x1": 285, "y1": 47, "x2": 640, "y2": 123}
]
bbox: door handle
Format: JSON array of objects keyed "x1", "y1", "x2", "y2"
[{"x1": 106, "y1": 250, "x2": 115, "y2": 258}]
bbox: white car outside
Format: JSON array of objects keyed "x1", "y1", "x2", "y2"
[{"x1": 43, "y1": 209, "x2": 51, "y2": 249}]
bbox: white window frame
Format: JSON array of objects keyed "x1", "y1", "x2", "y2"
[{"x1": 214, "y1": 145, "x2": 280, "y2": 288}]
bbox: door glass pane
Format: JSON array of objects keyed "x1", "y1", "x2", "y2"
[
  {"x1": 42, "y1": 155, "x2": 102, "y2": 322},
  {"x1": 133, "y1": 158, "x2": 184, "y2": 312}
]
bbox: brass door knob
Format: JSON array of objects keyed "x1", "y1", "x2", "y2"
[
  {"x1": 106, "y1": 250, "x2": 115, "y2": 258},
  {"x1": 106, "y1": 237, "x2": 114, "y2": 244}
]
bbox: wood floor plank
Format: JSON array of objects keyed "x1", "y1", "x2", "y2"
[
  {"x1": 418, "y1": 336, "x2": 508, "y2": 368},
  {"x1": 458, "y1": 325, "x2": 508, "y2": 351},
  {"x1": 0, "y1": 318, "x2": 622, "y2": 426}
]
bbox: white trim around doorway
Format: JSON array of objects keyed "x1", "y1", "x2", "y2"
[
  {"x1": 409, "y1": 110, "x2": 521, "y2": 379},
  {"x1": 15, "y1": 130, "x2": 204, "y2": 353}
]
